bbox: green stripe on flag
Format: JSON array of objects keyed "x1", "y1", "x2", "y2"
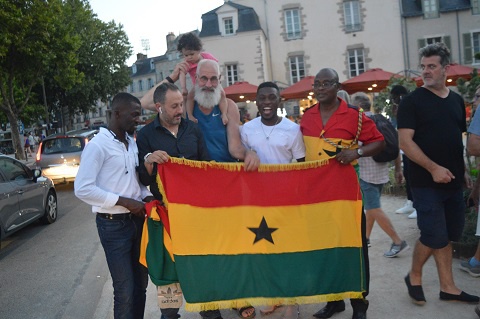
[{"x1": 175, "y1": 247, "x2": 366, "y2": 304}]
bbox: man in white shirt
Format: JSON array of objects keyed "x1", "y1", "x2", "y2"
[
  {"x1": 75, "y1": 92, "x2": 153, "y2": 319},
  {"x1": 240, "y1": 82, "x2": 305, "y2": 319}
]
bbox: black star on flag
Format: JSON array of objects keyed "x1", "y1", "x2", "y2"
[
  {"x1": 323, "y1": 140, "x2": 343, "y2": 157},
  {"x1": 248, "y1": 217, "x2": 278, "y2": 244}
]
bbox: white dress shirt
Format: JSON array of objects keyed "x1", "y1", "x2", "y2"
[{"x1": 75, "y1": 127, "x2": 152, "y2": 214}]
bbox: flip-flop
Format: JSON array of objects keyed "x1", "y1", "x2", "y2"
[
  {"x1": 259, "y1": 305, "x2": 282, "y2": 315},
  {"x1": 236, "y1": 306, "x2": 256, "y2": 319}
]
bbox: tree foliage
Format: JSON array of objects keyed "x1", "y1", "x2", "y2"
[
  {"x1": 373, "y1": 77, "x2": 417, "y2": 116},
  {"x1": 0, "y1": 0, "x2": 132, "y2": 159}
]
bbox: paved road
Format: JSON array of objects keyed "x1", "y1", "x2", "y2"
[{"x1": 0, "y1": 183, "x2": 109, "y2": 319}]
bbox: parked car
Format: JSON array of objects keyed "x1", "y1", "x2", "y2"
[
  {"x1": 36, "y1": 128, "x2": 98, "y2": 183},
  {"x1": 0, "y1": 155, "x2": 57, "y2": 241}
]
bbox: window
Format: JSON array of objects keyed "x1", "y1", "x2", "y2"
[
  {"x1": 147, "y1": 78, "x2": 153, "y2": 88},
  {"x1": 344, "y1": 1, "x2": 362, "y2": 32},
  {"x1": 0, "y1": 158, "x2": 30, "y2": 181},
  {"x1": 129, "y1": 83, "x2": 134, "y2": 93},
  {"x1": 132, "y1": 64, "x2": 137, "y2": 74},
  {"x1": 473, "y1": 0, "x2": 480, "y2": 15},
  {"x1": 224, "y1": 18, "x2": 234, "y2": 35},
  {"x1": 99, "y1": 108, "x2": 103, "y2": 117},
  {"x1": 423, "y1": 0, "x2": 439, "y2": 19},
  {"x1": 474, "y1": 32, "x2": 480, "y2": 64},
  {"x1": 284, "y1": 9, "x2": 301, "y2": 39},
  {"x1": 138, "y1": 80, "x2": 143, "y2": 91},
  {"x1": 348, "y1": 48, "x2": 365, "y2": 77},
  {"x1": 150, "y1": 60, "x2": 155, "y2": 70},
  {"x1": 289, "y1": 56, "x2": 305, "y2": 84},
  {"x1": 426, "y1": 36, "x2": 442, "y2": 45},
  {"x1": 225, "y1": 65, "x2": 238, "y2": 86}
]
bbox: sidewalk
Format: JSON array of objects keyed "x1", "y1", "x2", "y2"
[{"x1": 95, "y1": 195, "x2": 480, "y2": 319}]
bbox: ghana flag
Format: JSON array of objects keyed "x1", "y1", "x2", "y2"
[{"x1": 144, "y1": 157, "x2": 366, "y2": 311}]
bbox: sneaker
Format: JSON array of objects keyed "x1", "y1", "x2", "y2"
[
  {"x1": 408, "y1": 210, "x2": 417, "y2": 219},
  {"x1": 384, "y1": 240, "x2": 409, "y2": 258},
  {"x1": 459, "y1": 260, "x2": 480, "y2": 277},
  {"x1": 396, "y1": 200, "x2": 415, "y2": 214}
]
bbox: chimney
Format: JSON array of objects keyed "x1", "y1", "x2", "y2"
[
  {"x1": 166, "y1": 32, "x2": 176, "y2": 51},
  {"x1": 136, "y1": 53, "x2": 147, "y2": 61}
]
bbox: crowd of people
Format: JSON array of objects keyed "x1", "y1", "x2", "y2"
[{"x1": 74, "y1": 35, "x2": 480, "y2": 319}]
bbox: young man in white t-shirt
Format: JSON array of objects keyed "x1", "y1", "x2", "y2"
[
  {"x1": 241, "y1": 82, "x2": 305, "y2": 164},
  {"x1": 240, "y1": 81, "x2": 305, "y2": 319}
]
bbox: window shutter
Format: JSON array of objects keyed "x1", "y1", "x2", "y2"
[
  {"x1": 463, "y1": 33, "x2": 473, "y2": 64},
  {"x1": 443, "y1": 36, "x2": 451, "y2": 50},
  {"x1": 418, "y1": 38, "x2": 426, "y2": 51}
]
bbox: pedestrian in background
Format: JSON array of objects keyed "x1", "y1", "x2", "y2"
[
  {"x1": 398, "y1": 42, "x2": 479, "y2": 305},
  {"x1": 352, "y1": 92, "x2": 408, "y2": 257}
]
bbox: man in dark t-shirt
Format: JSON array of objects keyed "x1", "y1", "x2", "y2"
[{"x1": 397, "y1": 42, "x2": 478, "y2": 306}]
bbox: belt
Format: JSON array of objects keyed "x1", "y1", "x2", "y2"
[{"x1": 96, "y1": 212, "x2": 131, "y2": 220}]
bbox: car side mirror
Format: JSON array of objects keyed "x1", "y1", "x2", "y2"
[{"x1": 33, "y1": 168, "x2": 42, "y2": 182}]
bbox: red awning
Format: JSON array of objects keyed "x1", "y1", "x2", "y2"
[
  {"x1": 280, "y1": 76, "x2": 315, "y2": 100},
  {"x1": 341, "y1": 68, "x2": 400, "y2": 94},
  {"x1": 224, "y1": 81, "x2": 258, "y2": 102},
  {"x1": 414, "y1": 63, "x2": 476, "y2": 86}
]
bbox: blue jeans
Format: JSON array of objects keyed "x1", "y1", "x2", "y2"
[{"x1": 96, "y1": 214, "x2": 149, "y2": 319}]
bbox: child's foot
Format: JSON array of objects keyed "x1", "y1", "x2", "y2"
[
  {"x1": 188, "y1": 114, "x2": 198, "y2": 123},
  {"x1": 222, "y1": 113, "x2": 229, "y2": 125}
]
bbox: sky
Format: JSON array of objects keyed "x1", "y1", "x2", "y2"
[{"x1": 88, "y1": 0, "x2": 225, "y2": 65}]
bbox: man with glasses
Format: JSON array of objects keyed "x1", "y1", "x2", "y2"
[
  {"x1": 192, "y1": 59, "x2": 259, "y2": 171},
  {"x1": 398, "y1": 43, "x2": 479, "y2": 306},
  {"x1": 300, "y1": 68, "x2": 385, "y2": 319},
  {"x1": 191, "y1": 59, "x2": 259, "y2": 319}
]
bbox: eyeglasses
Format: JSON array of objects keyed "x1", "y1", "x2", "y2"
[
  {"x1": 313, "y1": 80, "x2": 338, "y2": 89},
  {"x1": 197, "y1": 76, "x2": 219, "y2": 85}
]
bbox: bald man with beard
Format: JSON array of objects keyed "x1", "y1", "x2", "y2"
[{"x1": 192, "y1": 59, "x2": 259, "y2": 171}]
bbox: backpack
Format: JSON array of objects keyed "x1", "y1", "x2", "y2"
[{"x1": 368, "y1": 114, "x2": 399, "y2": 162}]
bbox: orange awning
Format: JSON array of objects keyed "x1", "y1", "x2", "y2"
[
  {"x1": 414, "y1": 63, "x2": 477, "y2": 86},
  {"x1": 342, "y1": 68, "x2": 401, "y2": 94},
  {"x1": 224, "y1": 81, "x2": 258, "y2": 102},
  {"x1": 280, "y1": 76, "x2": 315, "y2": 100}
]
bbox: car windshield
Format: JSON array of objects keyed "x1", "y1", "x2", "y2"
[{"x1": 42, "y1": 137, "x2": 83, "y2": 154}]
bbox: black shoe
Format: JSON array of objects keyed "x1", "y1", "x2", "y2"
[
  {"x1": 352, "y1": 312, "x2": 367, "y2": 319},
  {"x1": 439, "y1": 291, "x2": 480, "y2": 303},
  {"x1": 404, "y1": 274, "x2": 426, "y2": 305},
  {"x1": 313, "y1": 301, "x2": 345, "y2": 318}
]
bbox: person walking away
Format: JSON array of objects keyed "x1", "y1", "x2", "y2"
[{"x1": 352, "y1": 92, "x2": 408, "y2": 257}]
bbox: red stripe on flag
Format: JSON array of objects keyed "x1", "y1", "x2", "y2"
[{"x1": 157, "y1": 160, "x2": 361, "y2": 208}]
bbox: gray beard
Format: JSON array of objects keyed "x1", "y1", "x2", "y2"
[{"x1": 194, "y1": 85, "x2": 221, "y2": 109}]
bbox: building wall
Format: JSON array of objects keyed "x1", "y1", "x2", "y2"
[
  {"x1": 207, "y1": 0, "x2": 405, "y2": 85},
  {"x1": 402, "y1": 9, "x2": 480, "y2": 69}
]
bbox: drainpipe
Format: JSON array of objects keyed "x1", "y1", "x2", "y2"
[
  {"x1": 456, "y1": 11, "x2": 462, "y2": 64},
  {"x1": 264, "y1": 0, "x2": 273, "y2": 81}
]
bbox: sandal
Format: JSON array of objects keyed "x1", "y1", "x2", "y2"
[{"x1": 235, "y1": 306, "x2": 256, "y2": 319}]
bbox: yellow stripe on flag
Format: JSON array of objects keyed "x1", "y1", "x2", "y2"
[{"x1": 169, "y1": 200, "x2": 362, "y2": 256}]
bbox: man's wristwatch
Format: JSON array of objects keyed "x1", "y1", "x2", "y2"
[
  {"x1": 357, "y1": 148, "x2": 364, "y2": 157},
  {"x1": 144, "y1": 152, "x2": 153, "y2": 164}
]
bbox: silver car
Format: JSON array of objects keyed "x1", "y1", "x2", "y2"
[
  {"x1": 36, "y1": 129, "x2": 98, "y2": 183},
  {"x1": 0, "y1": 155, "x2": 57, "y2": 241}
]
